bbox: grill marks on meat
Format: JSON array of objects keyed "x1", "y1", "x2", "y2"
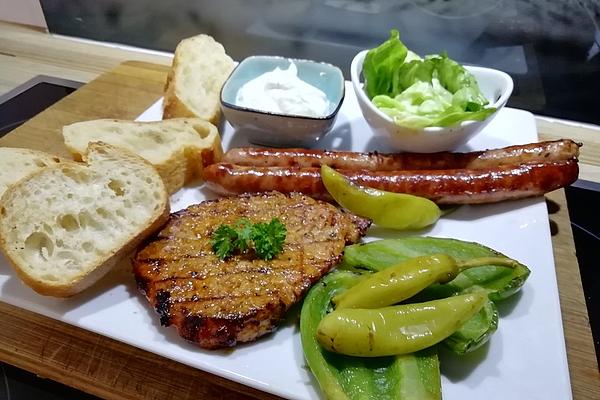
[{"x1": 133, "y1": 192, "x2": 370, "y2": 349}]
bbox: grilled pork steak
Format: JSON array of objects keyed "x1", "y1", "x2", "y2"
[{"x1": 133, "y1": 192, "x2": 370, "y2": 349}]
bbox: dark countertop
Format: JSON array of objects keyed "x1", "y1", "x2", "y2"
[{"x1": 40, "y1": 0, "x2": 600, "y2": 124}]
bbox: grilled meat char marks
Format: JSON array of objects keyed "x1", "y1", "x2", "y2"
[{"x1": 133, "y1": 192, "x2": 370, "y2": 349}]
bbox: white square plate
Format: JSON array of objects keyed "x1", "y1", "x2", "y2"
[{"x1": 0, "y1": 82, "x2": 571, "y2": 399}]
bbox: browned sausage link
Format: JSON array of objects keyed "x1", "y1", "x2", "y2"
[
  {"x1": 222, "y1": 140, "x2": 581, "y2": 171},
  {"x1": 468, "y1": 139, "x2": 581, "y2": 169},
  {"x1": 202, "y1": 160, "x2": 579, "y2": 205},
  {"x1": 346, "y1": 160, "x2": 579, "y2": 204},
  {"x1": 203, "y1": 163, "x2": 327, "y2": 198}
]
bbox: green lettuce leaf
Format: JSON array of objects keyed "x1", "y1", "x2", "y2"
[
  {"x1": 394, "y1": 59, "x2": 436, "y2": 93},
  {"x1": 363, "y1": 29, "x2": 408, "y2": 99},
  {"x1": 434, "y1": 54, "x2": 488, "y2": 106},
  {"x1": 363, "y1": 30, "x2": 495, "y2": 128}
]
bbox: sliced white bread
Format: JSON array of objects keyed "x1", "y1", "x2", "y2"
[
  {"x1": 0, "y1": 147, "x2": 61, "y2": 199},
  {"x1": 163, "y1": 34, "x2": 235, "y2": 125},
  {"x1": 62, "y1": 118, "x2": 223, "y2": 194},
  {"x1": 0, "y1": 142, "x2": 170, "y2": 297}
]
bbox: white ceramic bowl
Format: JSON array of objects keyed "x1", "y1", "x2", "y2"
[
  {"x1": 350, "y1": 50, "x2": 513, "y2": 153},
  {"x1": 221, "y1": 56, "x2": 345, "y2": 147}
]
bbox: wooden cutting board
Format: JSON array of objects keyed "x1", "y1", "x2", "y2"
[{"x1": 0, "y1": 61, "x2": 598, "y2": 400}]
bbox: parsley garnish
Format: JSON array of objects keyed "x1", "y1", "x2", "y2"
[
  {"x1": 211, "y1": 218, "x2": 287, "y2": 260},
  {"x1": 211, "y1": 224, "x2": 237, "y2": 260},
  {"x1": 251, "y1": 219, "x2": 287, "y2": 260}
]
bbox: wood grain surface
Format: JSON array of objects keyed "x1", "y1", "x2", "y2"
[
  {"x1": 0, "y1": 60, "x2": 277, "y2": 400},
  {"x1": 0, "y1": 21, "x2": 598, "y2": 400}
]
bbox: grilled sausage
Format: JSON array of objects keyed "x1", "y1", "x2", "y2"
[
  {"x1": 222, "y1": 139, "x2": 581, "y2": 171},
  {"x1": 203, "y1": 160, "x2": 579, "y2": 204}
]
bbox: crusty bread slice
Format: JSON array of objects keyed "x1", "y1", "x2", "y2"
[
  {"x1": 62, "y1": 118, "x2": 223, "y2": 194},
  {"x1": 0, "y1": 142, "x2": 170, "y2": 297},
  {"x1": 163, "y1": 34, "x2": 235, "y2": 125},
  {"x1": 0, "y1": 147, "x2": 61, "y2": 199}
]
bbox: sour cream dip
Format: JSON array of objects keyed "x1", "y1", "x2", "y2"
[{"x1": 235, "y1": 62, "x2": 331, "y2": 118}]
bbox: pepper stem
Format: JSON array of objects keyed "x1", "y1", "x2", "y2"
[{"x1": 457, "y1": 256, "x2": 519, "y2": 272}]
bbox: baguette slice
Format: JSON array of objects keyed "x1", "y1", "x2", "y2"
[
  {"x1": 163, "y1": 34, "x2": 235, "y2": 125},
  {"x1": 0, "y1": 147, "x2": 61, "y2": 199},
  {"x1": 0, "y1": 142, "x2": 170, "y2": 297},
  {"x1": 62, "y1": 118, "x2": 223, "y2": 193}
]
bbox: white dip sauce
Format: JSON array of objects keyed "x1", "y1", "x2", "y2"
[{"x1": 235, "y1": 62, "x2": 331, "y2": 117}]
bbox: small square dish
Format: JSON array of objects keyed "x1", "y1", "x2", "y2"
[{"x1": 220, "y1": 56, "x2": 345, "y2": 147}]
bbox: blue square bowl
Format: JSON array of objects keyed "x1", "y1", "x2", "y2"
[{"x1": 220, "y1": 56, "x2": 345, "y2": 147}]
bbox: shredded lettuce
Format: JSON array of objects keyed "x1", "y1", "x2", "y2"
[{"x1": 363, "y1": 30, "x2": 496, "y2": 129}]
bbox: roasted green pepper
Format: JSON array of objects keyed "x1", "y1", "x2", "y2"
[
  {"x1": 445, "y1": 297, "x2": 498, "y2": 354},
  {"x1": 300, "y1": 270, "x2": 441, "y2": 400},
  {"x1": 333, "y1": 253, "x2": 518, "y2": 309},
  {"x1": 301, "y1": 237, "x2": 529, "y2": 398},
  {"x1": 320, "y1": 165, "x2": 441, "y2": 230},
  {"x1": 317, "y1": 292, "x2": 487, "y2": 357},
  {"x1": 341, "y1": 237, "x2": 530, "y2": 301}
]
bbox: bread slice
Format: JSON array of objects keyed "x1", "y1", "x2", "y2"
[
  {"x1": 62, "y1": 118, "x2": 223, "y2": 194},
  {"x1": 0, "y1": 142, "x2": 170, "y2": 297},
  {"x1": 163, "y1": 34, "x2": 235, "y2": 125},
  {"x1": 0, "y1": 147, "x2": 61, "y2": 199}
]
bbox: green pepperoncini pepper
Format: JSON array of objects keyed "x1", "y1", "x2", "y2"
[
  {"x1": 339, "y1": 237, "x2": 531, "y2": 354},
  {"x1": 317, "y1": 292, "x2": 487, "y2": 357},
  {"x1": 333, "y1": 253, "x2": 518, "y2": 309},
  {"x1": 320, "y1": 165, "x2": 441, "y2": 230}
]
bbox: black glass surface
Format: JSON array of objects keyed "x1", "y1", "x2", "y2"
[
  {"x1": 39, "y1": 0, "x2": 600, "y2": 125},
  {"x1": 565, "y1": 180, "x2": 600, "y2": 368},
  {"x1": 0, "y1": 362, "x2": 98, "y2": 400},
  {"x1": 0, "y1": 82, "x2": 79, "y2": 137}
]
